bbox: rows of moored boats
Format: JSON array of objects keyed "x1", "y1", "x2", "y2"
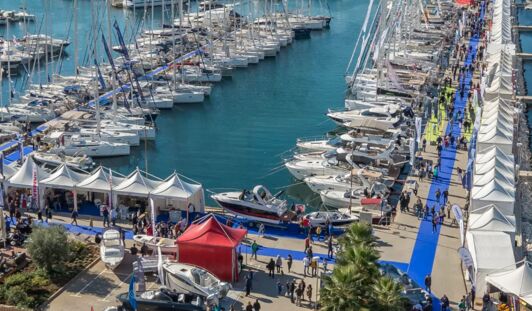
[
  {"x1": 0, "y1": 2, "x2": 330, "y2": 166},
  {"x1": 211, "y1": 0, "x2": 459, "y2": 225}
]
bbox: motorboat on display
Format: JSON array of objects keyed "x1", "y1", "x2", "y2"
[
  {"x1": 100, "y1": 229, "x2": 125, "y2": 269},
  {"x1": 285, "y1": 152, "x2": 357, "y2": 180},
  {"x1": 304, "y1": 168, "x2": 390, "y2": 193},
  {"x1": 32, "y1": 151, "x2": 95, "y2": 171},
  {"x1": 162, "y1": 262, "x2": 232, "y2": 300},
  {"x1": 320, "y1": 188, "x2": 387, "y2": 210},
  {"x1": 132, "y1": 234, "x2": 177, "y2": 255},
  {"x1": 304, "y1": 211, "x2": 359, "y2": 227},
  {"x1": 327, "y1": 105, "x2": 405, "y2": 127},
  {"x1": 210, "y1": 185, "x2": 295, "y2": 224},
  {"x1": 116, "y1": 289, "x2": 205, "y2": 311}
]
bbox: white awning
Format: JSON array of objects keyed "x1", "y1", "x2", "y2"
[
  {"x1": 151, "y1": 172, "x2": 202, "y2": 200},
  {"x1": 75, "y1": 166, "x2": 124, "y2": 193},
  {"x1": 486, "y1": 262, "x2": 532, "y2": 305},
  {"x1": 114, "y1": 168, "x2": 161, "y2": 197},
  {"x1": 40, "y1": 164, "x2": 88, "y2": 190},
  {"x1": 468, "y1": 204, "x2": 516, "y2": 234},
  {"x1": 7, "y1": 156, "x2": 50, "y2": 189}
]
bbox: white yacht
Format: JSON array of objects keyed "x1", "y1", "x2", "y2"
[
  {"x1": 304, "y1": 211, "x2": 359, "y2": 227},
  {"x1": 285, "y1": 153, "x2": 355, "y2": 180},
  {"x1": 211, "y1": 185, "x2": 294, "y2": 224},
  {"x1": 162, "y1": 262, "x2": 232, "y2": 300},
  {"x1": 100, "y1": 229, "x2": 125, "y2": 270},
  {"x1": 49, "y1": 135, "x2": 130, "y2": 157},
  {"x1": 304, "y1": 168, "x2": 386, "y2": 194},
  {"x1": 133, "y1": 235, "x2": 177, "y2": 255}
]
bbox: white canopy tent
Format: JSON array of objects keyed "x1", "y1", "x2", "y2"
[
  {"x1": 473, "y1": 165, "x2": 514, "y2": 189},
  {"x1": 7, "y1": 156, "x2": 50, "y2": 189},
  {"x1": 471, "y1": 179, "x2": 515, "y2": 215},
  {"x1": 113, "y1": 168, "x2": 161, "y2": 198},
  {"x1": 466, "y1": 231, "x2": 516, "y2": 295},
  {"x1": 468, "y1": 204, "x2": 516, "y2": 241},
  {"x1": 486, "y1": 261, "x2": 532, "y2": 306},
  {"x1": 476, "y1": 121, "x2": 513, "y2": 154},
  {"x1": 150, "y1": 172, "x2": 205, "y2": 213},
  {"x1": 475, "y1": 146, "x2": 514, "y2": 171},
  {"x1": 40, "y1": 164, "x2": 88, "y2": 190},
  {"x1": 0, "y1": 164, "x2": 18, "y2": 182},
  {"x1": 76, "y1": 166, "x2": 124, "y2": 193}
]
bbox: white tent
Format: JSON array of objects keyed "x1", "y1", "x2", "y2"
[
  {"x1": 477, "y1": 121, "x2": 513, "y2": 154},
  {"x1": 150, "y1": 172, "x2": 205, "y2": 213},
  {"x1": 7, "y1": 156, "x2": 50, "y2": 189},
  {"x1": 475, "y1": 156, "x2": 514, "y2": 177},
  {"x1": 113, "y1": 168, "x2": 161, "y2": 197},
  {"x1": 76, "y1": 166, "x2": 124, "y2": 193},
  {"x1": 471, "y1": 179, "x2": 515, "y2": 215},
  {"x1": 486, "y1": 262, "x2": 532, "y2": 305},
  {"x1": 475, "y1": 146, "x2": 514, "y2": 170},
  {"x1": 0, "y1": 164, "x2": 18, "y2": 182},
  {"x1": 466, "y1": 231, "x2": 516, "y2": 295},
  {"x1": 473, "y1": 165, "x2": 514, "y2": 189},
  {"x1": 40, "y1": 164, "x2": 88, "y2": 190},
  {"x1": 468, "y1": 204, "x2": 516, "y2": 241}
]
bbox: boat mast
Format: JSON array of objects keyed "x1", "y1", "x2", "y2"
[
  {"x1": 106, "y1": 0, "x2": 118, "y2": 115},
  {"x1": 6, "y1": 15, "x2": 12, "y2": 107},
  {"x1": 74, "y1": 0, "x2": 79, "y2": 78}
]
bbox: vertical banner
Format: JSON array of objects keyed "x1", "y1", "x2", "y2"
[
  {"x1": 409, "y1": 138, "x2": 415, "y2": 166},
  {"x1": 452, "y1": 204, "x2": 464, "y2": 245},
  {"x1": 73, "y1": 189, "x2": 78, "y2": 212},
  {"x1": 108, "y1": 168, "x2": 113, "y2": 209},
  {"x1": 150, "y1": 197, "x2": 157, "y2": 237},
  {"x1": 32, "y1": 165, "x2": 38, "y2": 211},
  {"x1": 415, "y1": 117, "x2": 422, "y2": 145}
]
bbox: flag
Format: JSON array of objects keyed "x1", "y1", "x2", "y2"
[
  {"x1": 108, "y1": 168, "x2": 113, "y2": 209},
  {"x1": 18, "y1": 141, "x2": 24, "y2": 162},
  {"x1": 32, "y1": 164, "x2": 38, "y2": 210},
  {"x1": 128, "y1": 275, "x2": 137, "y2": 311},
  {"x1": 150, "y1": 197, "x2": 157, "y2": 237},
  {"x1": 0, "y1": 153, "x2": 4, "y2": 178},
  {"x1": 157, "y1": 246, "x2": 164, "y2": 286}
]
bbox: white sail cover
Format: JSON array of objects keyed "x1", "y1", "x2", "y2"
[
  {"x1": 40, "y1": 164, "x2": 88, "y2": 190},
  {"x1": 7, "y1": 156, "x2": 50, "y2": 188},
  {"x1": 113, "y1": 168, "x2": 160, "y2": 197},
  {"x1": 76, "y1": 166, "x2": 124, "y2": 192},
  {"x1": 486, "y1": 262, "x2": 532, "y2": 305}
]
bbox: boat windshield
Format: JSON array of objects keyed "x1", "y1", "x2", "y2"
[
  {"x1": 191, "y1": 268, "x2": 217, "y2": 287},
  {"x1": 103, "y1": 239, "x2": 121, "y2": 247},
  {"x1": 327, "y1": 136, "x2": 343, "y2": 147}
]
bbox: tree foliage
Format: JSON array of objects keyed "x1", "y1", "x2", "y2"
[
  {"x1": 319, "y1": 223, "x2": 408, "y2": 310},
  {"x1": 27, "y1": 226, "x2": 70, "y2": 274}
]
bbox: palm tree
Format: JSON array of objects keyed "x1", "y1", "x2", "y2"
[
  {"x1": 339, "y1": 223, "x2": 376, "y2": 248},
  {"x1": 373, "y1": 277, "x2": 409, "y2": 311},
  {"x1": 320, "y1": 265, "x2": 371, "y2": 311}
]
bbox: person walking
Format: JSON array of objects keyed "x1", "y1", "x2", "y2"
[
  {"x1": 458, "y1": 296, "x2": 466, "y2": 311},
  {"x1": 251, "y1": 240, "x2": 259, "y2": 259},
  {"x1": 310, "y1": 258, "x2": 317, "y2": 276},
  {"x1": 290, "y1": 280, "x2": 296, "y2": 303},
  {"x1": 245, "y1": 275, "x2": 252, "y2": 296},
  {"x1": 432, "y1": 216, "x2": 438, "y2": 233},
  {"x1": 315, "y1": 226, "x2": 322, "y2": 241},
  {"x1": 275, "y1": 255, "x2": 282, "y2": 274},
  {"x1": 258, "y1": 223, "x2": 265, "y2": 237},
  {"x1": 245, "y1": 301, "x2": 253, "y2": 311},
  {"x1": 287, "y1": 254, "x2": 293, "y2": 273},
  {"x1": 441, "y1": 294, "x2": 450, "y2": 311},
  {"x1": 303, "y1": 256, "x2": 310, "y2": 276},
  {"x1": 111, "y1": 207, "x2": 117, "y2": 226},
  {"x1": 443, "y1": 190, "x2": 449, "y2": 205},
  {"x1": 424, "y1": 274, "x2": 432, "y2": 293},
  {"x1": 327, "y1": 236, "x2": 334, "y2": 258},
  {"x1": 435, "y1": 188, "x2": 441, "y2": 205},
  {"x1": 306, "y1": 285, "x2": 313, "y2": 306},
  {"x1": 267, "y1": 258, "x2": 275, "y2": 278},
  {"x1": 65, "y1": 205, "x2": 77, "y2": 224},
  {"x1": 422, "y1": 138, "x2": 427, "y2": 152},
  {"x1": 102, "y1": 207, "x2": 110, "y2": 227},
  {"x1": 277, "y1": 281, "x2": 283, "y2": 295},
  {"x1": 252, "y1": 299, "x2": 261, "y2": 311}
]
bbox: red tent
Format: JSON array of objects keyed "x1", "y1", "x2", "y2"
[{"x1": 176, "y1": 214, "x2": 247, "y2": 282}]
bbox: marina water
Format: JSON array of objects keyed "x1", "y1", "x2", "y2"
[{"x1": 0, "y1": 0, "x2": 368, "y2": 206}]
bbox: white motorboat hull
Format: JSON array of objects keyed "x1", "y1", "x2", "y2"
[
  {"x1": 320, "y1": 190, "x2": 364, "y2": 209},
  {"x1": 132, "y1": 235, "x2": 177, "y2": 255},
  {"x1": 173, "y1": 92, "x2": 205, "y2": 104}
]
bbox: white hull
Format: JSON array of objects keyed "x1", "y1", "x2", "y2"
[
  {"x1": 132, "y1": 235, "x2": 177, "y2": 255},
  {"x1": 320, "y1": 190, "x2": 364, "y2": 209},
  {"x1": 55, "y1": 143, "x2": 130, "y2": 157}
]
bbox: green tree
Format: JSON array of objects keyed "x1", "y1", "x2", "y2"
[
  {"x1": 373, "y1": 277, "x2": 408, "y2": 311},
  {"x1": 339, "y1": 223, "x2": 375, "y2": 248},
  {"x1": 320, "y1": 265, "x2": 370, "y2": 311},
  {"x1": 27, "y1": 226, "x2": 70, "y2": 274}
]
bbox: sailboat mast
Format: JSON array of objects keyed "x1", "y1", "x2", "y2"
[
  {"x1": 6, "y1": 16, "x2": 11, "y2": 107},
  {"x1": 106, "y1": 0, "x2": 118, "y2": 115},
  {"x1": 74, "y1": 0, "x2": 79, "y2": 77}
]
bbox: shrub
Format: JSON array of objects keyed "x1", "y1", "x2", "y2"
[
  {"x1": 5, "y1": 285, "x2": 34, "y2": 308},
  {"x1": 27, "y1": 226, "x2": 70, "y2": 274}
]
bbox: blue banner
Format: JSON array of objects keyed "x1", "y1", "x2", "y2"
[{"x1": 128, "y1": 275, "x2": 137, "y2": 310}]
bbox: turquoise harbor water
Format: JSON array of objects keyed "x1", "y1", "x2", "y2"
[
  {"x1": 519, "y1": 8, "x2": 532, "y2": 148},
  {"x1": 0, "y1": 0, "x2": 368, "y2": 206}
]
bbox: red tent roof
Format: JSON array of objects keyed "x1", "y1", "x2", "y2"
[{"x1": 177, "y1": 214, "x2": 247, "y2": 248}]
